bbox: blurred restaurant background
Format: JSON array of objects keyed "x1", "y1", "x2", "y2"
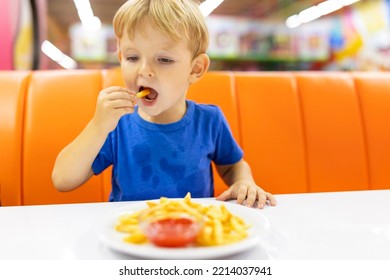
[{"x1": 1, "y1": 0, "x2": 389, "y2": 71}]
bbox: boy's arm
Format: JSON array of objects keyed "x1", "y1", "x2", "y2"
[
  {"x1": 51, "y1": 120, "x2": 108, "y2": 191},
  {"x1": 52, "y1": 86, "x2": 136, "y2": 191},
  {"x1": 215, "y1": 159, "x2": 276, "y2": 208}
]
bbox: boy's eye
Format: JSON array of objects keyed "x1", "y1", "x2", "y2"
[
  {"x1": 126, "y1": 56, "x2": 139, "y2": 62},
  {"x1": 158, "y1": 57, "x2": 174, "y2": 64}
]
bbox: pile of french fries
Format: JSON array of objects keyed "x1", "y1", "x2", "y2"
[{"x1": 115, "y1": 193, "x2": 251, "y2": 247}]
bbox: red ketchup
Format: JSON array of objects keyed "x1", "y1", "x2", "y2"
[{"x1": 144, "y1": 217, "x2": 200, "y2": 247}]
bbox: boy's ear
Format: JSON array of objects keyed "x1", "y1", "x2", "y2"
[
  {"x1": 117, "y1": 50, "x2": 122, "y2": 62},
  {"x1": 116, "y1": 41, "x2": 122, "y2": 62},
  {"x1": 189, "y1": 53, "x2": 210, "y2": 84}
]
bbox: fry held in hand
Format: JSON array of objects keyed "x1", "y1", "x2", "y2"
[
  {"x1": 136, "y1": 89, "x2": 150, "y2": 98},
  {"x1": 115, "y1": 193, "x2": 251, "y2": 247}
]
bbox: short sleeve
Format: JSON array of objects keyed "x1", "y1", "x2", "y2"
[
  {"x1": 92, "y1": 133, "x2": 114, "y2": 175},
  {"x1": 212, "y1": 107, "x2": 243, "y2": 165}
]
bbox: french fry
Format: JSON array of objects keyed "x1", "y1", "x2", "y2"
[
  {"x1": 123, "y1": 230, "x2": 148, "y2": 244},
  {"x1": 136, "y1": 89, "x2": 150, "y2": 98},
  {"x1": 115, "y1": 192, "x2": 251, "y2": 246}
]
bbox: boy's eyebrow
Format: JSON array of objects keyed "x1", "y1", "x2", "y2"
[
  {"x1": 121, "y1": 46, "x2": 136, "y2": 52},
  {"x1": 121, "y1": 41, "x2": 180, "y2": 53}
]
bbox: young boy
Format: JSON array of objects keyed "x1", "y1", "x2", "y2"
[{"x1": 52, "y1": 0, "x2": 276, "y2": 208}]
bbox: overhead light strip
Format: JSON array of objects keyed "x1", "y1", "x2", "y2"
[
  {"x1": 73, "y1": 0, "x2": 101, "y2": 31},
  {"x1": 286, "y1": 0, "x2": 361, "y2": 28},
  {"x1": 199, "y1": 0, "x2": 224, "y2": 17},
  {"x1": 41, "y1": 40, "x2": 78, "y2": 69}
]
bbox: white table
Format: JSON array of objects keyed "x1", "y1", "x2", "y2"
[{"x1": 1, "y1": 190, "x2": 390, "y2": 260}]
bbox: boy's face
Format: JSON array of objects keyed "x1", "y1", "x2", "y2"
[{"x1": 118, "y1": 21, "x2": 202, "y2": 124}]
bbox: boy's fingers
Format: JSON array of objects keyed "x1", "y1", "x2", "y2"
[
  {"x1": 244, "y1": 187, "x2": 257, "y2": 207},
  {"x1": 111, "y1": 99, "x2": 135, "y2": 109},
  {"x1": 256, "y1": 192, "x2": 267, "y2": 209},
  {"x1": 268, "y1": 195, "x2": 277, "y2": 206},
  {"x1": 101, "y1": 92, "x2": 136, "y2": 104},
  {"x1": 100, "y1": 87, "x2": 135, "y2": 99},
  {"x1": 236, "y1": 186, "x2": 248, "y2": 205},
  {"x1": 103, "y1": 86, "x2": 130, "y2": 93},
  {"x1": 215, "y1": 188, "x2": 232, "y2": 201}
]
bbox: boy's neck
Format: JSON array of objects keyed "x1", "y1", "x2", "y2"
[{"x1": 138, "y1": 100, "x2": 188, "y2": 124}]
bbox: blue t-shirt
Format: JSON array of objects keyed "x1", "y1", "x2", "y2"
[{"x1": 92, "y1": 100, "x2": 243, "y2": 201}]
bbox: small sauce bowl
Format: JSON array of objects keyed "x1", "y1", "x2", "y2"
[{"x1": 140, "y1": 214, "x2": 202, "y2": 248}]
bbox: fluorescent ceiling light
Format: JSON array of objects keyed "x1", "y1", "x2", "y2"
[
  {"x1": 41, "y1": 40, "x2": 63, "y2": 62},
  {"x1": 41, "y1": 40, "x2": 77, "y2": 70},
  {"x1": 286, "y1": 0, "x2": 361, "y2": 28},
  {"x1": 341, "y1": 0, "x2": 361, "y2": 5},
  {"x1": 73, "y1": 0, "x2": 101, "y2": 31},
  {"x1": 73, "y1": 0, "x2": 92, "y2": 11},
  {"x1": 77, "y1": 9, "x2": 94, "y2": 21},
  {"x1": 82, "y1": 16, "x2": 102, "y2": 32},
  {"x1": 299, "y1": 6, "x2": 321, "y2": 23},
  {"x1": 318, "y1": 0, "x2": 343, "y2": 16},
  {"x1": 286, "y1": 15, "x2": 301, "y2": 28},
  {"x1": 199, "y1": 0, "x2": 224, "y2": 17}
]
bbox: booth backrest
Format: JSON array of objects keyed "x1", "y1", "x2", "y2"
[
  {"x1": 295, "y1": 73, "x2": 368, "y2": 192},
  {"x1": 1, "y1": 70, "x2": 390, "y2": 206},
  {"x1": 235, "y1": 73, "x2": 308, "y2": 194},
  {"x1": 236, "y1": 72, "x2": 390, "y2": 194},
  {"x1": 0, "y1": 71, "x2": 30, "y2": 205},
  {"x1": 353, "y1": 73, "x2": 390, "y2": 189},
  {"x1": 22, "y1": 70, "x2": 105, "y2": 205}
]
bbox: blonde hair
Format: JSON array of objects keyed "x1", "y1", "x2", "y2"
[{"x1": 113, "y1": 0, "x2": 209, "y2": 57}]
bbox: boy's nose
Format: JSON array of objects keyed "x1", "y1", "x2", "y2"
[{"x1": 138, "y1": 61, "x2": 154, "y2": 78}]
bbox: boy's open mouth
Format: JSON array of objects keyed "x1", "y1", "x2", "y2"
[{"x1": 139, "y1": 87, "x2": 158, "y2": 102}]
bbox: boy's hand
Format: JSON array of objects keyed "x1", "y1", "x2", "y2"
[
  {"x1": 216, "y1": 181, "x2": 277, "y2": 209},
  {"x1": 92, "y1": 86, "x2": 136, "y2": 134}
]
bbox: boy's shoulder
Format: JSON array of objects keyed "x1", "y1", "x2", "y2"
[
  {"x1": 189, "y1": 100, "x2": 222, "y2": 115},
  {"x1": 187, "y1": 100, "x2": 226, "y2": 127}
]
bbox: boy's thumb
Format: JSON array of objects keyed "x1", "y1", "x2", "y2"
[{"x1": 215, "y1": 189, "x2": 232, "y2": 201}]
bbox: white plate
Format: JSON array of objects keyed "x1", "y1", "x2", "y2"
[{"x1": 98, "y1": 199, "x2": 272, "y2": 259}]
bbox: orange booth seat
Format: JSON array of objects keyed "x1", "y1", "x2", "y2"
[
  {"x1": 0, "y1": 71, "x2": 31, "y2": 206},
  {"x1": 1, "y1": 70, "x2": 390, "y2": 206}
]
